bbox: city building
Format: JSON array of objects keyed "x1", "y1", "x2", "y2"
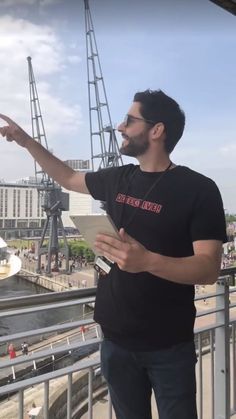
[
  {"x1": 61, "y1": 160, "x2": 94, "y2": 228},
  {"x1": 0, "y1": 179, "x2": 45, "y2": 239},
  {"x1": 0, "y1": 160, "x2": 95, "y2": 238}
]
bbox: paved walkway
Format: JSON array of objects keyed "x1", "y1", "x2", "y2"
[{"x1": 20, "y1": 257, "x2": 96, "y2": 291}]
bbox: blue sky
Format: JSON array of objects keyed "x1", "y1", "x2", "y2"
[{"x1": 0, "y1": 0, "x2": 236, "y2": 211}]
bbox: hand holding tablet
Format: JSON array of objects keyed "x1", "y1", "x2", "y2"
[{"x1": 70, "y1": 213, "x2": 120, "y2": 275}]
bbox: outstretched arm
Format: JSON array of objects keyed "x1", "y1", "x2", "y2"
[
  {"x1": 0, "y1": 114, "x2": 89, "y2": 194},
  {"x1": 95, "y1": 229, "x2": 223, "y2": 285}
]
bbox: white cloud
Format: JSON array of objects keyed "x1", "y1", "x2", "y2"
[
  {"x1": 39, "y1": 0, "x2": 62, "y2": 6},
  {"x1": 0, "y1": 15, "x2": 64, "y2": 75},
  {"x1": 219, "y1": 144, "x2": 236, "y2": 156},
  {"x1": 0, "y1": 0, "x2": 61, "y2": 6},
  {"x1": 0, "y1": 14, "x2": 83, "y2": 179},
  {"x1": 40, "y1": 0, "x2": 62, "y2": 5},
  {"x1": 67, "y1": 55, "x2": 81, "y2": 64},
  {"x1": 0, "y1": 0, "x2": 35, "y2": 5},
  {"x1": 34, "y1": 82, "x2": 82, "y2": 137}
]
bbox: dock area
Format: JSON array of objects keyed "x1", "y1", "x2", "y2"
[
  {"x1": 1, "y1": 258, "x2": 236, "y2": 418},
  {"x1": 18, "y1": 258, "x2": 96, "y2": 293}
]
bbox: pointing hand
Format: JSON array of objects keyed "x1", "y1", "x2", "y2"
[{"x1": 0, "y1": 114, "x2": 31, "y2": 147}]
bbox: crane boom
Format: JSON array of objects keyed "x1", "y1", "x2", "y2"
[
  {"x1": 27, "y1": 56, "x2": 53, "y2": 189},
  {"x1": 84, "y1": 0, "x2": 123, "y2": 171},
  {"x1": 27, "y1": 56, "x2": 70, "y2": 275}
]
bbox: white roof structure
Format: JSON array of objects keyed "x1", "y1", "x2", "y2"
[
  {"x1": 0, "y1": 237, "x2": 7, "y2": 249},
  {"x1": 28, "y1": 406, "x2": 42, "y2": 416}
]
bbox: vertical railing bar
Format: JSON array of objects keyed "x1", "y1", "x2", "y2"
[
  {"x1": 18, "y1": 389, "x2": 24, "y2": 419},
  {"x1": 108, "y1": 390, "x2": 113, "y2": 419},
  {"x1": 11, "y1": 365, "x2": 16, "y2": 380},
  {"x1": 196, "y1": 333, "x2": 200, "y2": 418},
  {"x1": 210, "y1": 329, "x2": 215, "y2": 419},
  {"x1": 232, "y1": 323, "x2": 236, "y2": 412},
  {"x1": 1, "y1": 285, "x2": 236, "y2": 419},
  {"x1": 198, "y1": 333, "x2": 203, "y2": 419},
  {"x1": 214, "y1": 277, "x2": 231, "y2": 418},
  {"x1": 44, "y1": 380, "x2": 49, "y2": 419},
  {"x1": 67, "y1": 372, "x2": 73, "y2": 419},
  {"x1": 88, "y1": 367, "x2": 93, "y2": 419}
]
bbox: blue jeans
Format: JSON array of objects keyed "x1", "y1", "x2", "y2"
[{"x1": 101, "y1": 339, "x2": 198, "y2": 419}]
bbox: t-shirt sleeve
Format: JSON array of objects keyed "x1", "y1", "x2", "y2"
[
  {"x1": 190, "y1": 180, "x2": 227, "y2": 243},
  {"x1": 85, "y1": 167, "x2": 115, "y2": 202}
]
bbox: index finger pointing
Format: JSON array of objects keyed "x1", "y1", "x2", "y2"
[{"x1": 0, "y1": 114, "x2": 16, "y2": 126}]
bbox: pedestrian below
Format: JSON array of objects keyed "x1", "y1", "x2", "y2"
[
  {"x1": 0, "y1": 89, "x2": 227, "y2": 419},
  {"x1": 81, "y1": 278, "x2": 87, "y2": 288},
  {"x1": 8, "y1": 343, "x2": 16, "y2": 359},
  {"x1": 28, "y1": 402, "x2": 37, "y2": 419},
  {"x1": 21, "y1": 341, "x2": 29, "y2": 355}
]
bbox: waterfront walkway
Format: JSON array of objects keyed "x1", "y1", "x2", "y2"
[
  {"x1": 2, "y1": 259, "x2": 236, "y2": 418},
  {"x1": 19, "y1": 257, "x2": 96, "y2": 291}
]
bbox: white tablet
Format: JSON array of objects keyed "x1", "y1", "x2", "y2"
[{"x1": 70, "y1": 214, "x2": 120, "y2": 252}]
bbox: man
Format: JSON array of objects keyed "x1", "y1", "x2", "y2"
[{"x1": 0, "y1": 89, "x2": 227, "y2": 419}]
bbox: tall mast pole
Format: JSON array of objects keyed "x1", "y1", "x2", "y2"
[
  {"x1": 84, "y1": 0, "x2": 123, "y2": 171},
  {"x1": 27, "y1": 56, "x2": 70, "y2": 276}
]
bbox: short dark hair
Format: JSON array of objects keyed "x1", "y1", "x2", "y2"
[{"x1": 133, "y1": 89, "x2": 185, "y2": 153}]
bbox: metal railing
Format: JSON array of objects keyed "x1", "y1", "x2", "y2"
[
  {"x1": 194, "y1": 270, "x2": 236, "y2": 419},
  {"x1": 0, "y1": 271, "x2": 235, "y2": 419}
]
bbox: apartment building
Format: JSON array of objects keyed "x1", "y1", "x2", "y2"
[
  {"x1": 0, "y1": 180, "x2": 45, "y2": 239},
  {"x1": 61, "y1": 159, "x2": 93, "y2": 228},
  {"x1": 0, "y1": 160, "x2": 94, "y2": 238}
]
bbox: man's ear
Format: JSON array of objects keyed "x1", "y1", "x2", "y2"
[{"x1": 151, "y1": 122, "x2": 165, "y2": 138}]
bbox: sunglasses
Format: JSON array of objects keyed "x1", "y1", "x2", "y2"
[{"x1": 123, "y1": 114, "x2": 156, "y2": 127}]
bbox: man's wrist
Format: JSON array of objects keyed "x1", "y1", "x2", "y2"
[{"x1": 145, "y1": 250, "x2": 161, "y2": 275}]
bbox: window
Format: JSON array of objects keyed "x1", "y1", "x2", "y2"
[
  {"x1": 13, "y1": 189, "x2": 16, "y2": 217},
  {"x1": 17, "y1": 189, "x2": 21, "y2": 217},
  {"x1": 25, "y1": 190, "x2": 28, "y2": 217},
  {"x1": 0, "y1": 189, "x2": 3, "y2": 217},
  {"x1": 29, "y1": 190, "x2": 33, "y2": 217},
  {"x1": 5, "y1": 219, "x2": 16, "y2": 228},
  {"x1": 4, "y1": 189, "x2": 8, "y2": 217}
]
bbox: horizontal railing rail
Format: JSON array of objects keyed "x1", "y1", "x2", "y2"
[
  {"x1": 0, "y1": 286, "x2": 97, "y2": 310},
  {"x1": 0, "y1": 318, "x2": 95, "y2": 346},
  {"x1": 0, "y1": 339, "x2": 102, "y2": 375},
  {"x1": 0, "y1": 269, "x2": 235, "y2": 419}
]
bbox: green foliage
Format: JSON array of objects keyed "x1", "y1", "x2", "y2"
[
  {"x1": 6, "y1": 239, "x2": 32, "y2": 249},
  {"x1": 5, "y1": 237, "x2": 95, "y2": 262},
  {"x1": 84, "y1": 247, "x2": 95, "y2": 262},
  {"x1": 68, "y1": 240, "x2": 95, "y2": 261},
  {"x1": 225, "y1": 213, "x2": 236, "y2": 223}
]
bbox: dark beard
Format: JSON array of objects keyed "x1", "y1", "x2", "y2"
[{"x1": 119, "y1": 134, "x2": 149, "y2": 157}]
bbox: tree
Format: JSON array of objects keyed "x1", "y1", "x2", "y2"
[
  {"x1": 84, "y1": 247, "x2": 95, "y2": 262},
  {"x1": 225, "y1": 213, "x2": 236, "y2": 223},
  {"x1": 67, "y1": 240, "x2": 95, "y2": 262}
]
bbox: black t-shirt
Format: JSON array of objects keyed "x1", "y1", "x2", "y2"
[{"x1": 85, "y1": 164, "x2": 227, "y2": 350}]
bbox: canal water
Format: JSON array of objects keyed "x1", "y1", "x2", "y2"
[{"x1": 0, "y1": 275, "x2": 83, "y2": 355}]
